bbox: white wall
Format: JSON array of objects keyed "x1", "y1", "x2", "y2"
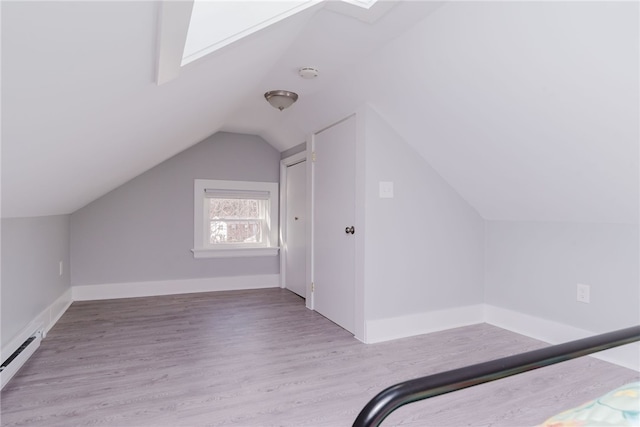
[
  {"x1": 485, "y1": 221, "x2": 640, "y2": 332},
  {"x1": 334, "y1": 1, "x2": 639, "y2": 225},
  {"x1": 362, "y1": 106, "x2": 485, "y2": 338},
  {"x1": 70, "y1": 132, "x2": 280, "y2": 287},
  {"x1": 1, "y1": 215, "x2": 71, "y2": 348}
]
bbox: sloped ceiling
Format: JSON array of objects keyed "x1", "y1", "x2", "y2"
[{"x1": 2, "y1": 1, "x2": 638, "y2": 224}]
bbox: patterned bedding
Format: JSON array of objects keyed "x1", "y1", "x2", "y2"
[{"x1": 540, "y1": 382, "x2": 640, "y2": 427}]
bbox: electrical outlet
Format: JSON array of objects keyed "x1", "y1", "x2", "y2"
[{"x1": 577, "y1": 283, "x2": 590, "y2": 303}]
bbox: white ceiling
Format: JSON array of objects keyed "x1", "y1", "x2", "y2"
[{"x1": 2, "y1": 1, "x2": 638, "y2": 224}]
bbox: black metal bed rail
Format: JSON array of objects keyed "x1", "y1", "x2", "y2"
[{"x1": 353, "y1": 325, "x2": 640, "y2": 427}]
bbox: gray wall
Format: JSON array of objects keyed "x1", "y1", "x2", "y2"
[
  {"x1": 363, "y1": 106, "x2": 485, "y2": 320},
  {"x1": 280, "y1": 142, "x2": 306, "y2": 160},
  {"x1": 70, "y1": 132, "x2": 280, "y2": 286},
  {"x1": 1, "y1": 215, "x2": 71, "y2": 348},
  {"x1": 485, "y1": 221, "x2": 640, "y2": 332}
]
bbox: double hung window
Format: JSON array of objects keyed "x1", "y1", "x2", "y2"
[{"x1": 192, "y1": 179, "x2": 279, "y2": 258}]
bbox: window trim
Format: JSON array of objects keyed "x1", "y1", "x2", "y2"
[{"x1": 192, "y1": 179, "x2": 279, "y2": 259}]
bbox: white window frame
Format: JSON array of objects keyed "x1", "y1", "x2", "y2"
[{"x1": 192, "y1": 179, "x2": 279, "y2": 259}]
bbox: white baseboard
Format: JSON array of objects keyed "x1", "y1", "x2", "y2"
[
  {"x1": 1, "y1": 287, "x2": 72, "y2": 361},
  {"x1": 46, "y1": 288, "x2": 74, "y2": 337},
  {"x1": 363, "y1": 303, "x2": 638, "y2": 371},
  {"x1": 365, "y1": 304, "x2": 485, "y2": 344},
  {"x1": 37, "y1": 288, "x2": 73, "y2": 339},
  {"x1": 484, "y1": 304, "x2": 640, "y2": 371},
  {"x1": 72, "y1": 274, "x2": 280, "y2": 301}
]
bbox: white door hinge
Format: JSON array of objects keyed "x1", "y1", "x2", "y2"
[
  {"x1": 311, "y1": 151, "x2": 316, "y2": 162},
  {"x1": 311, "y1": 282, "x2": 315, "y2": 292}
]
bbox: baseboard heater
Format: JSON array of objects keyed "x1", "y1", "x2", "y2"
[{"x1": 0, "y1": 323, "x2": 44, "y2": 390}]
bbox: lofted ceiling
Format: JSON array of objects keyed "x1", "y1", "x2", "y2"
[{"x1": 2, "y1": 1, "x2": 638, "y2": 224}]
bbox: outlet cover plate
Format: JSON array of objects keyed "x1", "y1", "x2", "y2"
[{"x1": 577, "y1": 283, "x2": 590, "y2": 303}]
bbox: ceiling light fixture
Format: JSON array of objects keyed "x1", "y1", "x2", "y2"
[{"x1": 264, "y1": 90, "x2": 298, "y2": 111}]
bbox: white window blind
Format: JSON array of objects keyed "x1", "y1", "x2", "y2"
[{"x1": 204, "y1": 189, "x2": 270, "y2": 200}]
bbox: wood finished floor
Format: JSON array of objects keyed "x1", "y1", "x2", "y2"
[{"x1": 1, "y1": 288, "x2": 638, "y2": 427}]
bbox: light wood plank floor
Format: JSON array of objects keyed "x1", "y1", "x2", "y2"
[{"x1": 1, "y1": 288, "x2": 638, "y2": 426}]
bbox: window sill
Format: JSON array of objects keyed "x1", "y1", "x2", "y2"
[{"x1": 191, "y1": 247, "x2": 280, "y2": 259}]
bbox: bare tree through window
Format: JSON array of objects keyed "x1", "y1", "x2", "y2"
[{"x1": 208, "y1": 198, "x2": 263, "y2": 244}]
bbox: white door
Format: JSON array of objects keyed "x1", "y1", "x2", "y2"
[
  {"x1": 313, "y1": 115, "x2": 356, "y2": 333},
  {"x1": 285, "y1": 160, "x2": 307, "y2": 298}
]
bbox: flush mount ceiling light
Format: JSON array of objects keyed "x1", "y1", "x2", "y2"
[{"x1": 264, "y1": 90, "x2": 298, "y2": 111}]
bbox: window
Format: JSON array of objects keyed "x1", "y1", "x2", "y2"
[
  {"x1": 206, "y1": 191, "x2": 267, "y2": 245},
  {"x1": 182, "y1": 1, "x2": 318, "y2": 66},
  {"x1": 156, "y1": 0, "x2": 386, "y2": 84},
  {"x1": 182, "y1": 0, "x2": 383, "y2": 66},
  {"x1": 192, "y1": 179, "x2": 279, "y2": 258}
]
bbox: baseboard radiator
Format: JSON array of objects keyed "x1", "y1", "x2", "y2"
[{"x1": 1, "y1": 323, "x2": 44, "y2": 390}]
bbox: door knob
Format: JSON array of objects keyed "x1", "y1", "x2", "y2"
[{"x1": 345, "y1": 226, "x2": 355, "y2": 235}]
